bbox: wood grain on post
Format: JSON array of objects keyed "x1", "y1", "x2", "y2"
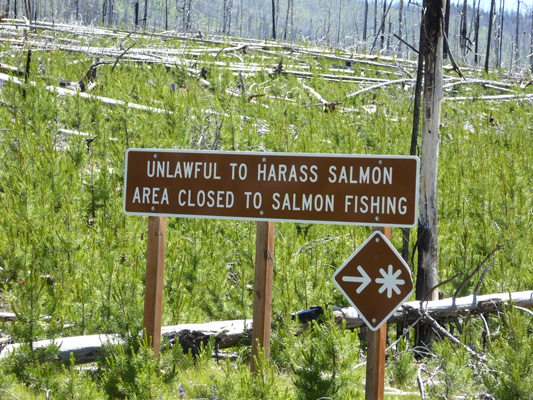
[
  {"x1": 250, "y1": 221, "x2": 275, "y2": 372},
  {"x1": 143, "y1": 216, "x2": 167, "y2": 358},
  {"x1": 365, "y1": 226, "x2": 391, "y2": 400}
]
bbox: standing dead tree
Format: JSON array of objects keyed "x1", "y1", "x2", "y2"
[
  {"x1": 143, "y1": 0, "x2": 148, "y2": 29},
  {"x1": 271, "y1": 0, "x2": 276, "y2": 39},
  {"x1": 283, "y1": 0, "x2": 294, "y2": 42},
  {"x1": 531, "y1": 8, "x2": 533, "y2": 72},
  {"x1": 416, "y1": 0, "x2": 445, "y2": 348},
  {"x1": 474, "y1": 0, "x2": 480, "y2": 65},
  {"x1": 223, "y1": 0, "x2": 233, "y2": 35},
  {"x1": 3, "y1": 0, "x2": 10, "y2": 18},
  {"x1": 459, "y1": 0, "x2": 467, "y2": 56},
  {"x1": 497, "y1": 0, "x2": 505, "y2": 68},
  {"x1": 515, "y1": 0, "x2": 520, "y2": 69},
  {"x1": 398, "y1": 0, "x2": 403, "y2": 54},
  {"x1": 182, "y1": 0, "x2": 193, "y2": 31},
  {"x1": 485, "y1": 0, "x2": 495, "y2": 73},
  {"x1": 363, "y1": 0, "x2": 369, "y2": 42}
]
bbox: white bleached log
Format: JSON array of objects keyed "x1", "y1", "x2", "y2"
[{"x1": 1, "y1": 291, "x2": 531, "y2": 364}]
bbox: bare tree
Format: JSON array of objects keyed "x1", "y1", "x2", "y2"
[
  {"x1": 182, "y1": 0, "x2": 194, "y2": 31},
  {"x1": 474, "y1": 0, "x2": 480, "y2": 65},
  {"x1": 515, "y1": 0, "x2": 520, "y2": 67},
  {"x1": 337, "y1": 0, "x2": 342, "y2": 44},
  {"x1": 416, "y1": 0, "x2": 445, "y2": 347},
  {"x1": 363, "y1": 0, "x2": 369, "y2": 41},
  {"x1": 373, "y1": 0, "x2": 377, "y2": 38},
  {"x1": 485, "y1": 0, "x2": 495, "y2": 72},
  {"x1": 531, "y1": 8, "x2": 533, "y2": 72},
  {"x1": 271, "y1": 0, "x2": 276, "y2": 39},
  {"x1": 398, "y1": 0, "x2": 403, "y2": 54},
  {"x1": 379, "y1": 0, "x2": 386, "y2": 51},
  {"x1": 223, "y1": 0, "x2": 233, "y2": 35},
  {"x1": 23, "y1": 0, "x2": 31, "y2": 20},
  {"x1": 3, "y1": 0, "x2": 10, "y2": 17},
  {"x1": 443, "y1": 0, "x2": 450, "y2": 58},
  {"x1": 143, "y1": 0, "x2": 148, "y2": 29},
  {"x1": 459, "y1": 0, "x2": 467, "y2": 55},
  {"x1": 497, "y1": 0, "x2": 505, "y2": 68}
]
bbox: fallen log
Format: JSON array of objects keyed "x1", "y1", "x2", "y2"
[
  {"x1": 0, "y1": 312, "x2": 16, "y2": 321},
  {"x1": 0, "y1": 291, "x2": 531, "y2": 364},
  {"x1": 331, "y1": 290, "x2": 533, "y2": 329},
  {"x1": 0, "y1": 319, "x2": 252, "y2": 363},
  {"x1": 446, "y1": 93, "x2": 533, "y2": 102}
]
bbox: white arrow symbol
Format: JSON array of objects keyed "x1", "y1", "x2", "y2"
[{"x1": 342, "y1": 265, "x2": 371, "y2": 294}]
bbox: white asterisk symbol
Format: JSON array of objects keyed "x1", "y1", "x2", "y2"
[{"x1": 375, "y1": 265, "x2": 405, "y2": 298}]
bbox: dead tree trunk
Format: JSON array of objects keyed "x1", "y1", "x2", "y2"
[
  {"x1": 223, "y1": 0, "x2": 228, "y2": 34},
  {"x1": 379, "y1": 0, "x2": 386, "y2": 51},
  {"x1": 108, "y1": 0, "x2": 114, "y2": 26},
  {"x1": 443, "y1": 0, "x2": 450, "y2": 59},
  {"x1": 398, "y1": 0, "x2": 403, "y2": 54},
  {"x1": 515, "y1": 0, "x2": 520, "y2": 68},
  {"x1": 498, "y1": 0, "x2": 504, "y2": 68},
  {"x1": 183, "y1": 0, "x2": 193, "y2": 31},
  {"x1": 164, "y1": 0, "x2": 168, "y2": 30},
  {"x1": 283, "y1": 0, "x2": 293, "y2": 42},
  {"x1": 531, "y1": 9, "x2": 533, "y2": 72},
  {"x1": 484, "y1": 0, "x2": 495, "y2": 73},
  {"x1": 416, "y1": 0, "x2": 445, "y2": 348},
  {"x1": 495, "y1": 4, "x2": 500, "y2": 67},
  {"x1": 459, "y1": 0, "x2": 467, "y2": 55},
  {"x1": 363, "y1": 0, "x2": 369, "y2": 41},
  {"x1": 401, "y1": 8, "x2": 426, "y2": 265},
  {"x1": 143, "y1": 0, "x2": 148, "y2": 29},
  {"x1": 474, "y1": 0, "x2": 480, "y2": 65},
  {"x1": 337, "y1": 0, "x2": 342, "y2": 45},
  {"x1": 3, "y1": 0, "x2": 10, "y2": 18},
  {"x1": 271, "y1": 0, "x2": 276, "y2": 39},
  {"x1": 373, "y1": 0, "x2": 377, "y2": 39}
]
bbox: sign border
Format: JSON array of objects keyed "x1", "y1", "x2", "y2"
[
  {"x1": 123, "y1": 149, "x2": 420, "y2": 228},
  {"x1": 332, "y1": 230, "x2": 414, "y2": 331}
]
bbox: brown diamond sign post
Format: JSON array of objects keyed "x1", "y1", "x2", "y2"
[
  {"x1": 333, "y1": 228, "x2": 414, "y2": 399},
  {"x1": 332, "y1": 230, "x2": 413, "y2": 331}
]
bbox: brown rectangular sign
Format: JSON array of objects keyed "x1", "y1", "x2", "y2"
[{"x1": 123, "y1": 149, "x2": 419, "y2": 227}]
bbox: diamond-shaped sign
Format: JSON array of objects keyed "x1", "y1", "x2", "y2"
[{"x1": 332, "y1": 231, "x2": 413, "y2": 331}]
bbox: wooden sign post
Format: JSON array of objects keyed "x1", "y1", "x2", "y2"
[
  {"x1": 332, "y1": 227, "x2": 413, "y2": 398},
  {"x1": 365, "y1": 226, "x2": 390, "y2": 400},
  {"x1": 250, "y1": 221, "x2": 275, "y2": 372},
  {"x1": 143, "y1": 216, "x2": 167, "y2": 358}
]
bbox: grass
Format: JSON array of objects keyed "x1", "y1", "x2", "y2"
[{"x1": 0, "y1": 26, "x2": 532, "y2": 399}]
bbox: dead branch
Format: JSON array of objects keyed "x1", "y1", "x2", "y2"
[
  {"x1": 446, "y1": 93, "x2": 533, "y2": 102},
  {"x1": 453, "y1": 245, "x2": 502, "y2": 300},
  {"x1": 111, "y1": 43, "x2": 136, "y2": 73},
  {"x1": 417, "y1": 364, "x2": 426, "y2": 400},
  {"x1": 406, "y1": 305, "x2": 486, "y2": 363},
  {"x1": 343, "y1": 78, "x2": 414, "y2": 102}
]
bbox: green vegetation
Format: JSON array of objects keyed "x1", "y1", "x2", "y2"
[{"x1": 0, "y1": 26, "x2": 532, "y2": 399}]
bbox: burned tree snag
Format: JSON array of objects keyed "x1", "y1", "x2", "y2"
[
  {"x1": 485, "y1": 0, "x2": 495, "y2": 73},
  {"x1": 416, "y1": 0, "x2": 445, "y2": 348},
  {"x1": 271, "y1": 0, "x2": 276, "y2": 39}
]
